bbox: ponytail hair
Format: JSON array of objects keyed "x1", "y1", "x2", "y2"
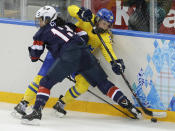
[{"x1": 55, "y1": 16, "x2": 66, "y2": 27}]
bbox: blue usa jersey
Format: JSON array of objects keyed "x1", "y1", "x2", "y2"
[{"x1": 29, "y1": 22, "x2": 88, "y2": 61}]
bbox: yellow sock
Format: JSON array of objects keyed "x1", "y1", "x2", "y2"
[
  {"x1": 62, "y1": 74, "x2": 90, "y2": 104},
  {"x1": 23, "y1": 75, "x2": 43, "y2": 103}
]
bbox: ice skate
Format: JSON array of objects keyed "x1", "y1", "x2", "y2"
[
  {"x1": 53, "y1": 95, "x2": 67, "y2": 118},
  {"x1": 127, "y1": 104, "x2": 142, "y2": 119},
  {"x1": 21, "y1": 108, "x2": 42, "y2": 126},
  {"x1": 120, "y1": 98, "x2": 142, "y2": 119},
  {"x1": 11, "y1": 100, "x2": 28, "y2": 119}
]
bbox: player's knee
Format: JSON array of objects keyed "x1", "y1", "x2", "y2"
[
  {"x1": 76, "y1": 80, "x2": 89, "y2": 94},
  {"x1": 33, "y1": 75, "x2": 43, "y2": 85},
  {"x1": 39, "y1": 75, "x2": 54, "y2": 90},
  {"x1": 75, "y1": 74, "x2": 89, "y2": 93}
]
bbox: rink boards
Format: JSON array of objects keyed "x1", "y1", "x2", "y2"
[{"x1": 0, "y1": 18, "x2": 175, "y2": 122}]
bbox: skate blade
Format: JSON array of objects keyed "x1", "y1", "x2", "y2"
[
  {"x1": 54, "y1": 111, "x2": 65, "y2": 118},
  {"x1": 11, "y1": 111, "x2": 22, "y2": 119},
  {"x1": 21, "y1": 119, "x2": 40, "y2": 126}
]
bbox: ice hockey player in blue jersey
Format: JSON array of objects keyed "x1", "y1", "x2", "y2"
[
  {"x1": 21, "y1": 6, "x2": 142, "y2": 125},
  {"x1": 12, "y1": 15, "x2": 88, "y2": 118}
]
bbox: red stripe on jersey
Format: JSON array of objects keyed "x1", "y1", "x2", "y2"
[
  {"x1": 107, "y1": 86, "x2": 119, "y2": 98},
  {"x1": 31, "y1": 57, "x2": 39, "y2": 60},
  {"x1": 33, "y1": 41, "x2": 38, "y2": 45},
  {"x1": 33, "y1": 40, "x2": 44, "y2": 45},
  {"x1": 38, "y1": 41, "x2": 44, "y2": 45},
  {"x1": 75, "y1": 27, "x2": 82, "y2": 33},
  {"x1": 38, "y1": 86, "x2": 50, "y2": 95}
]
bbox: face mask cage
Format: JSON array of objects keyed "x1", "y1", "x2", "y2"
[{"x1": 94, "y1": 17, "x2": 113, "y2": 33}]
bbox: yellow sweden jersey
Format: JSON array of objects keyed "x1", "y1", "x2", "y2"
[{"x1": 68, "y1": 5, "x2": 117, "y2": 63}]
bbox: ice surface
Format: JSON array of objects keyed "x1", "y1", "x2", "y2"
[{"x1": 0, "y1": 102, "x2": 174, "y2": 131}]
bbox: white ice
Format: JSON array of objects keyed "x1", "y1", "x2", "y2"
[{"x1": 0, "y1": 102, "x2": 175, "y2": 131}]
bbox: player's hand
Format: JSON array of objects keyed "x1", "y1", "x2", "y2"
[
  {"x1": 77, "y1": 7, "x2": 92, "y2": 22},
  {"x1": 28, "y1": 47, "x2": 39, "y2": 62},
  {"x1": 116, "y1": 59, "x2": 125, "y2": 73},
  {"x1": 110, "y1": 59, "x2": 125, "y2": 75}
]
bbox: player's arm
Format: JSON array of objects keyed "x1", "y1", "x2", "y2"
[
  {"x1": 66, "y1": 22, "x2": 89, "y2": 43},
  {"x1": 76, "y1": 27, "x2": 89, "y2": 43},
  {"x1": 67, "y1": 5, "x2": 95, "y2": 26},
  {"x1": 67, "y1": 5, "x2": 82, "y2": 21},
  {"x1": 100, "y1": 33, "x2": 117, "y2": 63},
  {"x1": 100, "y1": 33, "x2": 125, "y2": 75}
]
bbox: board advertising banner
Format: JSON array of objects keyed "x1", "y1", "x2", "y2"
[{"x1": 90, "y1": 0, "x2": 175, "y2": 34}]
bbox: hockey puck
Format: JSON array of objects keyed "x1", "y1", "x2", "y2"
[{"x1": 151, "y1": 118, "x2": 157, "y2": 123}]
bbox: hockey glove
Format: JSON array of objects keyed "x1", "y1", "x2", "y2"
[
  {"x1": 28, "y1": 47, "x2": 39, "y2": 62},
  {"x1": 110, "y1": 59, "x2": 125, "y2": 75},
  {"x1": 77, "y1": 7, "x2": 92, "y2": 22}
]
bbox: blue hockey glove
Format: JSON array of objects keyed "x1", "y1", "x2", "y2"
[
  {"x1": 77, "y1": 7, "x2": 92, "y2": 22},
  {"x1": 28, "y1": 46, "x2": 39, "y2": 62},
  {"x1": 110, "y1": 59, "x2": 125, "y2": 75}
]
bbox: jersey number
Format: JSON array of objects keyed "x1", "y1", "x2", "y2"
[{"x1": 51, "y1": 25, "x2": 74, "y2": 42}]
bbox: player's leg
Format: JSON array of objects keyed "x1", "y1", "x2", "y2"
[
  {"x1": 53, "y1": 74, "x2": 90, "y2": 117},
  {"x1": 81, "y1": 62, "x2": 142, "y2": 119},
  {"x1": 97, "y1": 79, "x2": 142, "y2": 119},
  {"x1": 21, "y1": 58, "x2": 74, "y2": 124},
  {"x1": 21, "y1": 44, "x2": 88, "y2": 124},
  {"x1": 21, "y1": 41, "x2": 103, "y2": 124},
  {"x1": 12, "y1": 75, "x2": 43, "y2": 118},
  {"x1": 12, "y1": 52, "x2": 54, "y2": 118}
]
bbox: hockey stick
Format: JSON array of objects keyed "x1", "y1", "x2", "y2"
[
  {"x1": 121, "y1": 73, "x2": 166, "y2": 118},
  {"x1": 39, "y1": 58, "x2": 44, "y2": 62},
  {"x1": 38, "y1": 59, "x2": 135, "y2": 119},
  {"x1": 66, "y1": 75, "x2": 136, "y2": 119},
  {"x1": 87, "y1": 89, "x2": 136, "y2": 119},
  {"x1": 89, "y1": 20, "x2": 167, "y2": 118}
]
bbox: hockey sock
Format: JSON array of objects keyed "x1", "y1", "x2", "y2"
[
  {"x1": 33, "y1": 86, "x2": 50, "y2": 110},
  {"x1": 62, "y1": 86, "x2": 82, "y2": 104},
  {"x1": 23, "y1": 75, "x2": 43, "y2": 103},
  {"x1": 62, "y1": 74, "x2": 89, "y2": 104},
  {"x1": 62, "y1": 86, "x2": 78, "y2": 104},
  {"x1": 107, "y1": 86, "x2": 130, "y2": 108}
]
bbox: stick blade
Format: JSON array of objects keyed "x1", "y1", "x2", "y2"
[{"x1": 152, "y1": 112, "x2": 167, "y2": 118}]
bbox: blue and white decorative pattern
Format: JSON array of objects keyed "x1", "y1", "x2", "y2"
[{"x1": 133, "y1": 39, "x2": 175, "y2": 111}]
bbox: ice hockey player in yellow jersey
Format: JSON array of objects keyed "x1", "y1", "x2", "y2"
[{"x1": 53, "y1": 5, "x2": 142, "y2": 119}]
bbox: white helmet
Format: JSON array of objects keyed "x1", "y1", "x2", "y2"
[{"x1": 35, "y1": 6, "x2": 57, "y2": 23}]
